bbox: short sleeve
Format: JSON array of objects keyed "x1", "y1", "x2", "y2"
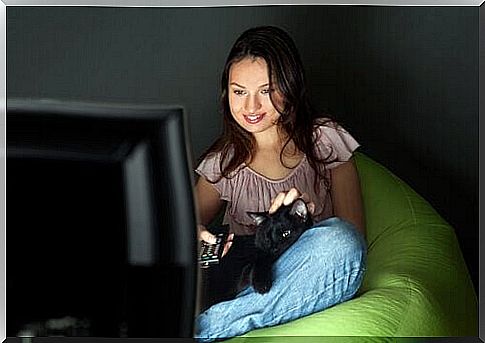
[
  {"x1": 314, "y1": 122, "x2": 360, "y2": 169},
  {"x1": 195, "y1": 152, "x2": 233, "y2": 202}
]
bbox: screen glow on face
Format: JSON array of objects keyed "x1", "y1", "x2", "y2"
[{"x1": 228, "y1": 57, "x2": 282, "y2": 136}]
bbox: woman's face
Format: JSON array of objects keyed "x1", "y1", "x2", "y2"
[{"x1": 228, "y1": 57, "x2": 283, "y2": 137}]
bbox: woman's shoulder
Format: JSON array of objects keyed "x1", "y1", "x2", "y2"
[
  {"x1": 198, "y1": 143, "x2": 235, "y2": 164},
  {"x1": 196, "y1": 144, "x2": 241, "y2": 180},
  {"x1": 311, "y1": 117, "x2": 360, "y2": 165},
  {"x1": 312, "y1": 117, "x2": 346, "y2": 141},
  {"x1": 313, "y1": 117, "x2": 345, "y2": 132}
]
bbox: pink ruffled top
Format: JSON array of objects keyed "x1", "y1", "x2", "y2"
[{"x1": 195, "y1": 122, "x2": 360, "y2": 235}]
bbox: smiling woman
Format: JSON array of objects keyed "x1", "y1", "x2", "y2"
[
  {"x1": 194, "y1": 26, "x2": 366, "y2": 342},
  {"x1": 227, "y1": 58, "x2": 309, "y2": 182}
]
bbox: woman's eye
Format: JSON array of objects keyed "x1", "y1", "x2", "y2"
[
  {"x1": 261, "y1": 89, "x2": 270, "y2": 95},
  {"x1": 234, "y1": 89, "x2": 246, "y2": 96}
]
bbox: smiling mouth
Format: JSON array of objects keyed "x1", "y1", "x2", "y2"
[{"x1": 244, "y1": 113, "x2": 265, "y2": 124}]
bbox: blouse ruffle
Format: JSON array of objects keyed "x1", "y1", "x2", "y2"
[{"x1": 195, "y1": 122, "x2": 360, "y2": 235}]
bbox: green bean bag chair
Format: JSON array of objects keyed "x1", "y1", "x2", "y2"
[{"x1": 229, "y1": 152, "x2": 477, "y2": 340}]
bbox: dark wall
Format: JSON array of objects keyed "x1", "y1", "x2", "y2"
[{"x1": 7, "y1": 6, "x2": 478, "y2": 290}]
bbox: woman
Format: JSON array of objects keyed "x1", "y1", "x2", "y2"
[{"x1": 194, "y1": 26, "x2": 367, "y2": 341}]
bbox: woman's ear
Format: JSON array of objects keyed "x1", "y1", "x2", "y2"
[{"x1": 247, "y1": 212, "x2": 268, "y2": 226}]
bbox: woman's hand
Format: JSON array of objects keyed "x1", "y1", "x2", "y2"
[
  {"x1": 268, "y1": 187, "x2": 316, "y2": 215},
  {"x1": 198, "y1": 224, "x2": 234, "y2": 257}
]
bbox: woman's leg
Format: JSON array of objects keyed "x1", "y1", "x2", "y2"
[{"x1": 194, "y1": 217, "x2": 367, "y2": 342}]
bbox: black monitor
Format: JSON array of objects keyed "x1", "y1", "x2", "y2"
[{"x1": 7, "y1": 98, "x2": 198, "y2": 338}]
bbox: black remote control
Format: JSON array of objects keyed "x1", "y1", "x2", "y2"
[{"x1": 199, "y1": 232, "x2": 228, "y2": 268}]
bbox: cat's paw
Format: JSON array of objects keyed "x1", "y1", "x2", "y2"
[{"x1": 253, "y1": 278, "x2": 272, "y2": 294}]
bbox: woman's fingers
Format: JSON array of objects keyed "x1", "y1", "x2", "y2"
[
  {"x1": 283, "y1": 188, "x2": 300, "y2": 206},
  {"x1": 198, "y1": 225, "x2": 217, "y2": 244},
  {"x1": 269, "y1": 188, "x2": 301, "y2": 214},
  {"x1": 307, "y1": 202, "x2": 316, "y2": 215},
  {"x1": 299, "y1": 192, "x2": 315, "y2": 215},
  {"x1": 269, "y1": 188, "x2": 315, "y2": 215},
  {"x1": 221, "y1": 233, "x2": 235, "y2": 257},
  {"x1": 269, "y1": 191, "x2": 288, "y2": 214},
  {"x1": 199, "y1": 225, "x2": 234, "y2": 258}
]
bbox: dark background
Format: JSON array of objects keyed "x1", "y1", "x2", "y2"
[{"x1": 7, "y1": 6, "x2": 478, "y2": 291}]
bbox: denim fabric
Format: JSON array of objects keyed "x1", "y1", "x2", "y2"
[{"x1": 194, "y1": 217, "x2": 367, "y2": 342}]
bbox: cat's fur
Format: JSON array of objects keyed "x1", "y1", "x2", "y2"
[
  {"x1": 199, "y1": 199, "x2": 314, "y2": 312},
  {"x1": 241, "y1": 199, "x2": 314, "y2": 294}
]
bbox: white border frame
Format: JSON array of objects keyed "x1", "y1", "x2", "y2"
[{"x1": 1, "y1": 2, "x2": 482, "y2": 342}]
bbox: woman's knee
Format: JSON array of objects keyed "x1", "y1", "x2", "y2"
[
  {"x1": 306, "y1": 218, "x2": 366, "y2": 287},
  {"x1": 273, "y1": 216, "x2": 367, "y2": 282},
  {"x1": 306, "y1": 217, "x2": 366, "y2": 258},
  {"x1": 271, "y1": 217, "x2": 366, "y2": 308}
]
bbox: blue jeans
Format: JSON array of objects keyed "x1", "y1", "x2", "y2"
[{"x1": 194, "y1": 217, "x2": 367, "y2": 342}]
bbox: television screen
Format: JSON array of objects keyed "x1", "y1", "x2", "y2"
[{"x1": 7, "y1": 99, "x2": 198, "y2": 338}]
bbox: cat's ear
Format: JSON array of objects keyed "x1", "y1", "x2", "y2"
[
  {"x1": 289, "y1": 199, "x2": 308, "y2": 221},
  {"x1": 247, "y1": 212, "x2": 268, "y2": 226}
]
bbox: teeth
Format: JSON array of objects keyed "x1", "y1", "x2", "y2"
[{"x1": 245, "y1": 113, "x2": 264, "y2": 124}]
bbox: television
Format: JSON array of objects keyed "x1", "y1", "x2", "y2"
[{"x1": 7, "y1": 98, "x2": 199, "y2": 338}]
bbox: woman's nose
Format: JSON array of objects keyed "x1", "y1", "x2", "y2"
[{"x1": 244, "y1": 94, "x2": 262, "y2": 113}]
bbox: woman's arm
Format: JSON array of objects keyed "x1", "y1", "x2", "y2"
[
  {"x1": 195, "y1": 176, "x2": 224, "y2": 227},
  {"x1": 194, "y1": 176, "x2": 236, "y2": 252},
  {"x1": 194, "y1": 176, "x2": 234, "y2": 254},
  {"x1": 330, "y1": 157, "x2": 366, "y2": 237}
]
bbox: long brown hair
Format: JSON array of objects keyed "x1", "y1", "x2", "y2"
[{"x1": 199, "y1": 26, "x2": 337, "y2": 192}]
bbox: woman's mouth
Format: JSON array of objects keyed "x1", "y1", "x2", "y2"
[{"x1": 244, "y1": 113, "x2": 265, "y2": 124}]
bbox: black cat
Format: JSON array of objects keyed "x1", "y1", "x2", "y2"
[
  {"x1": 199, "y1": 199, "x2": 314, "y2": 312},
  {"x1": 242, "y1": 198, "x2": 314, "y2": 294}
]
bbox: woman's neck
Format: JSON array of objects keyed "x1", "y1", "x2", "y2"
[
  {"x1": 252, "y1": 126, "x2": 300, "y2": 159},
  {"x1": 252, "y1": 126, "x2": 287, "y2": 151}
]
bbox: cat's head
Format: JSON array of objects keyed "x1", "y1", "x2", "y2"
[{"x1": 247, "y1": 199, "x2": 313, "y2": 254}]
